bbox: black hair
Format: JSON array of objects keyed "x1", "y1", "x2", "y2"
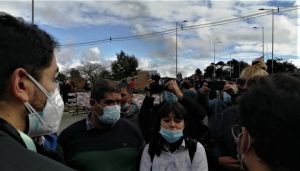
[
  {"x1": 118, "y1": 83, "x2": 133, "y2": 94},
  {"x1": 239, "y1": 73, "x2": 300, "y2": 170},
  {"x1": 0, "y1": 12, "x2": 57, "y2": 100},
  {"x1": 163, "y1": 77, "x2": 176, "y2": 86},
  {"x1": 148, "y1": 102, "x2": 189, "y2": 157},
  {"x1": 182, "y1": 81, "x2": 191, "y2": 89},
  {"x1": 91, "y1": 79, "x2": 120, "y2": 101}
]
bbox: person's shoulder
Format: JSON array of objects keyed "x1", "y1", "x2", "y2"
[
  {"x1": 59, "y1": 118, "x2": 86, "y2": 137},
  {"x1": 196, "y1": 141, "x2": 205, "y2": 149},
  {"x1": 117, "y1": 118, "x2": 143, "y2": 137},
  {"x1": 29, "y1": 152, "x2": 75, "y2": 171},
  {"x1": 222, "y1": 105, "x2": 238, "y2": 116},
  {"x1": 0, "y1": 136, "x2": 73, "y2": 171},
  {"x1": 118, "y1": 118, "x2": 139, "y2": 129}
]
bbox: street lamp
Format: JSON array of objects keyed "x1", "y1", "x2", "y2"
[
  {"x1": 253, "y1": 26, "x2": 264, "y2": 60},
  {"x1": 175, "y1": 20, "x2": 187, "y2": 79},
  {"x1": 32, "y1": 0, "x2": 34, "y2": 24},
  {"x1": 213, "y1": 41, "x2": 222, "y2": 79},
  {"x1": 229, "y1": 51, "x2": 235, "y2": 78},
  {"x1": 259, "y1": 7, "x2": 279, "y2": 74}
]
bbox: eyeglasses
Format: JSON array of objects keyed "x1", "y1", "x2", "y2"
[{"x1": 231, "y1": 124, "x2": 243, "y2": 144}]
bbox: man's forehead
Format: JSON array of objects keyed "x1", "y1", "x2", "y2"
[
  {"x1": 103, "y1": 92, "x2": 121, "y2": 99},
  {"x1": 120, "y1": 88, "x2": 129, "y2": 94}
]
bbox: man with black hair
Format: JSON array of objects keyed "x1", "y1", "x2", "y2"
[
  {"x1": 59, "y1": 79, "x2": 144, "y2": 171},
  {"x1": 0, "y1": 12, "x2": 73, "y2": 170},
  {"x1": 119, "y1": 83, "x2": 140, "y2": 125},
  {"x1": 236, "y1": 73, "x2": 300, "y2": 171}
]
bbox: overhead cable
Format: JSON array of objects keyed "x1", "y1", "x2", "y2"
[{"x1": 60, "y1": 6, "x2": 298, "y2": 48}]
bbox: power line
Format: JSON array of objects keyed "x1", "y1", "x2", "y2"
[{"x1": 59, "y1": 6, "x2": 299, "y2": 48}]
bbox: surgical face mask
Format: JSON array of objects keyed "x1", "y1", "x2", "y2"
[
  {"x1": 98, "y1": 105, "x2": 121, "y2": 125},
  {"x1": 24, "y1": 74, "x2": 64, "y2": 137},
  {"x1": 159, "y1": 127, "x2": 183, "y2": 143},
  {"x1": 121, "y1": 102, "x2": 129, "y2": 111},
  {"x1": 163, "y1": 91, "x2": 178, "y2": 102},
  {"x1": 223, "y1": 91, "x2": 232, "y2": 103}
]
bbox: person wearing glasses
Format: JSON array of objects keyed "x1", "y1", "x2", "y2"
[
  {"x1": 215, "y1": 64, "x2": 268, "y2": 171},
  {"x1": 59, "y1": 79, "x2": 144, "y2": 171},
  {"x1": 233, "y1": 73, "x2": 300, "y2": 171}
]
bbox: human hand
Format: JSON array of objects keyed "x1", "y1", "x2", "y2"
[
  {"x1": 144, "y1": 79, "x2": 155, "y2": 96},
  {"x1": 218, "y1": 156, "x2": 240, "y2": 170},
  {"x1": 224, "y1": 83, "x2": 238, "y2": 95},
  {"x1": 164, "y1": 80, "x2": 183, "y2": 99}
]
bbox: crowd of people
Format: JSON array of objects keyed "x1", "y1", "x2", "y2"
[{"x1": 1, "y1": 12, "x2": 300, "y2": 171}]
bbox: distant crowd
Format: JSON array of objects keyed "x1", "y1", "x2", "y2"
[{"x1": 1, "y1": 12, "x2": 299, "y2": 171}]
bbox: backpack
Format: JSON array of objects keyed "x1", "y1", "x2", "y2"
[{"x1": 149, "y1": 138, "x2": 197, "y2": 163}]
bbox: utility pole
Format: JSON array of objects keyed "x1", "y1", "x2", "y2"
[{"x1": 32, "y1": 0, "x2": 34, "y2": 24}]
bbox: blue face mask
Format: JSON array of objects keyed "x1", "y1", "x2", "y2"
[
  {"x1": 163, "y1": 91, "x2": 178, "y2": 102},
  {"x1": 159, "y1": 127, "x2": 183, "y2": 143},
  {"x1": 121, "y1": 102, "x2": 129, "y2": 111},
  {"x1": 223, "y1": 91, "x2": 232, "y2": 103},
  {"x1": 98, "y1": 105, "x2": 121, "y2": 125}
]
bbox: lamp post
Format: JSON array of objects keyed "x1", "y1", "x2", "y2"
[
  {"x1": 32, "y1": 0, "x2": 34, "y2": 24},
  {"x1": 259, "y1": 7, "x2": 279, "y2": 74},
  {"x1": 175, "y1": 20, "x2": 187, "y2": 79},
  {"x1": 253, "y1": 26, "x2": 264, "y2": 60},
  {"x1": 229, "y1": 52, "x2": 234, "y2": 78},
  {"x1": 213, "y1": 41, "x2": 222, "y2": 79},
  {"x1": 239, "y1": 59, "x2": 241, "y2": 77}
]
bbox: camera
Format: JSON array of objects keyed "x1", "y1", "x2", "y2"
[{"x1": 150, "y1": 74, "x2": 163, "y2": 94}]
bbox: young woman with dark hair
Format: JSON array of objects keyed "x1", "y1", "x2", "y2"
[{"x1": 139, "y1": 101, "x2": 208, "y2": 171}]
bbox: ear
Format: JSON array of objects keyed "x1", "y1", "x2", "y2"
[
  {"x1": 10, "y1": 68, "x2": 32, "y2": 103},
  {"x1": 240, "y1": 127, "x2": 254, "y2": 153}
]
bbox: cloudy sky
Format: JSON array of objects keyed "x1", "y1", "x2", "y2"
[{"x1": 1, "y1": 0, "x2": 299, "y2": 77}]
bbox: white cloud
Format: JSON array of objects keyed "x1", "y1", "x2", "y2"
[
  {"x1": 55, "y1": 48, "x2": 75, "y2": 67},
  {"x1": 1, "y1": 0, "x2": 298, "y2": 79}
]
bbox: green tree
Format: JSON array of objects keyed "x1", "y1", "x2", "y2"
[
  {"x1": 226, "y1": 59, "x2": 249, "y2": 78},
  {"x1": 204, "y1": 63, "x2": 214, "y2": 78},
  {"x1": 177, "y1": 72, "x2": 183, "y2": 80},
  {"x1": 111, "y1": 51, "x2": 138, "y2": 80},
  {"x1": 266, "y1": 59, "x2": 296, "y2": 74},
  {"x1": 205, "y1": 60, "x2": 249, "y2": 79}
]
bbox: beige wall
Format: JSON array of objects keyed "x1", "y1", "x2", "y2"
[{"x1": 136, "y1": 71, "x2": 149, "y2": 91}]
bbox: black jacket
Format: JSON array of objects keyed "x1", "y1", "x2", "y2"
[
  {"x1": 138, "y1": 95, "x2": 207, "y2": 143},
  {"x1": 0, "y1": 118, "x2": 74, "y2": 171}
]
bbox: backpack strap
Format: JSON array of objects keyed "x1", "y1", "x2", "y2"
[
  {"x1": 149, "y1": 138, "x2": 197, "y2": 168},
  {"x1": 185, "y1": 138, "x2": 197, "y2": 163}
]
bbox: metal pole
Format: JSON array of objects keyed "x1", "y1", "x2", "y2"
[
  {"x1": 239, "y1": 61, "x2": 241, "y2": 77},
  {"x1": 262, "y1": 26, "x2": 264, "y2": 60},
  {"x1": 175, "y1": 22, "x2": 178, "y2": 79},
  {"x1": 32, "y1": 0, "x2": 34, "y2": 24},
  {"x1": 229, "y1": 52, "x2": 232, "y2": 78},
  {"x1": 213, "y1": 43, "x2": 216, "y2": 79},
  {"x1": 271, "y1": 9, "x2": 274, "y2": 74}
]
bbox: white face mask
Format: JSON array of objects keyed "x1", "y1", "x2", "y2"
[{"x1": 24, "y1": 73, "x2": 64, "y2": 137}]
